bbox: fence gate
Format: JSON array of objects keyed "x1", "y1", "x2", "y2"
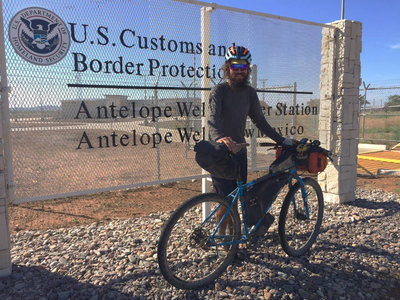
[{"x1": 1, "y1": 0, "x2": 328, "y2": 203}]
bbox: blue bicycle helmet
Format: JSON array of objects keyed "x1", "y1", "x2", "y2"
[{"x1": 225, "y1": 46, "x2": 252, "y2": 64}]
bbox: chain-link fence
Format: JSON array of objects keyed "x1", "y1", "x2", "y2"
[
  {"x1": 2, "y1": 0, "x2": 326, "y2": 203},
  {"x1": 359, "y1": 81, "x2": 400, "y2": 147}
]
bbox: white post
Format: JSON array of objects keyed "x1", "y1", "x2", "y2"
[
  {"x1": 201, "y1": 6, "x2": 214, "y2": 219},
  {"x1": 0, "y1": 0, "x2": 13, "y2": 277},
  {"x1": 201, "y1": 6, "x2": 214, "y2": 194}
]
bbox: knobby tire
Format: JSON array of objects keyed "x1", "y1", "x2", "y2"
[
  {"x1": 278, "y1": 177, "x2": 324, "y2": 257},
  {"x1": 157, "y1": 193, "x2": 241, "y2": 289}
]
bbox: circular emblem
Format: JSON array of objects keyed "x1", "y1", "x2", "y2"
[{"x1": 8, "y1": 7, "x2": 70, "y2": 66}]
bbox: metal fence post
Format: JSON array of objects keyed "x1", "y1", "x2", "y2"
[
  {"x1": 362, "y1": 81, "x2": 370, "y2": 139},
  {"x1": 0, "y1": 0, "x2": 12, "y2": 277},
  {"x1": 249, "y1": 64, "x2": 258, "y2": 170},
  {"x1": 292, "y1": 82, "x2": 297, "y2": 138},
  {"x1": 149, "y1": 72, "x2": 161, "y2": 181}
]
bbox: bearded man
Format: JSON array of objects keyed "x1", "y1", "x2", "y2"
[{"x1": 207, "y1": 45, "x2": 286, "y2": 234}]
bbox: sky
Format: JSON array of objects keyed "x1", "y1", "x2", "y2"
[
  {"x1": 209, "y1": 0, "x2": 400, "y2": 86},
  {"x1": 4, "y1": 0, "x2": 399, "y2": 109}
]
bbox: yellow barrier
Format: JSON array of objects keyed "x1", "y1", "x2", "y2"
[{"x1": 357, "y1": 155, "x2": 400, "y2": 164}]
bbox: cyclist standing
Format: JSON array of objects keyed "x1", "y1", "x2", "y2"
[
  {"x1": 208, "y1": 45, "x2": 287, "y2": 231},
  {"x1": 208, "y1": 45, "x2": 285, "y2": 196}
]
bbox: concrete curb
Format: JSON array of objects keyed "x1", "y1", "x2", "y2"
[{"x1": 377, "y1": 169, "x2": 400, "y2": 176}]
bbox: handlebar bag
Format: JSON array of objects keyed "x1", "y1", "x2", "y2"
[
  {"x1": 295, "y1": 146, "x2": 328, "y2": 173},
  {"x1": 194, "y1": 140, "x2": 239, "y2": 180},
  {"x1": 275, "y1": 146, "x2": 328, "y2": 174},
  {"x1": 307, "y1": 151, "x2": 328, "y2": 173}
]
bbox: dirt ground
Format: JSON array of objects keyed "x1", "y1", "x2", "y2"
[{"x1": 7, "y1": 173, "x2": 400, "y2": 234}]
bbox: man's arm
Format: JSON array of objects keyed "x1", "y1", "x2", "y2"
[
  {"x1": 207, "y1": 85, "x2": 238, "y2": 152},
  {"x1": 248, "y1": 89, "x2": 284, "y2": 144},
  {"x1": 207, "y1": 86, "x2": 226, "y2": 141}
]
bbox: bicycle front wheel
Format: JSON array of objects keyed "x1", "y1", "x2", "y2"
[
  {"x1": 278, "y1": 177, "x2": 324, "y2": 257},
  {"x1": 157, "y1": 193, "x2": 241, "y2": 289}
]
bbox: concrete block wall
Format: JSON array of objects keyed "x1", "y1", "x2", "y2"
[{"x1": 318, "y1": 20, "x2": 362, "y2": 204}]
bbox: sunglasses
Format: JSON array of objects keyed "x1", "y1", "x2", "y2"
[{"x1": 230, "y1": 64, "x2": 248, "y2": 71}]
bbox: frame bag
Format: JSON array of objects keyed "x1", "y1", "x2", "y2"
[{"x1": 242, "y1": 174, "x2": 287, "y2": 226}]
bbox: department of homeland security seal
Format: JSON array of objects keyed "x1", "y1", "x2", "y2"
[{"x1": 8, "y1": 7, "x2": 70, "y2": 66}]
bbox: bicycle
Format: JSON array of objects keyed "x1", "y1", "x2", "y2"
[{"x1": 157, "y1": 139, "x2": 332, "y2": 289}]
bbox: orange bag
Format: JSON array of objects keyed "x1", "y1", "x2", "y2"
[
  {"x1": 306, "y1": 151, "x2": 328, "y2": 173},
  {"x1": 296, "y1": 150, "x2": 328, "y2": 173},
  {"x1": 275, "y1": 146, "x2": 328, "y2": 174}
]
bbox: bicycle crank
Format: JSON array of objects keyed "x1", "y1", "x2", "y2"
[
  {"x1": 189, "y1": 227, "x2": 211, "y2": 250},
  {"x1": 295, "y1": 209, "x2": 308, "y2": 220}
]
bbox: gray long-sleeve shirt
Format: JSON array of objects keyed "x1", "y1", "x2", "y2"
[{"x1": 208, "y1": 82, "x2": 284, "y2": 144}]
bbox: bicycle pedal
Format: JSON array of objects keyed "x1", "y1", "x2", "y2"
[
  {"x1": 247, "y1": 235, "x2": 261, "y2": 247},
  {"x1": 295, "y1": 211, "x2": 308, "y2": 220},
  {"x1": 234, "y1": 250, "x2": 247, "y2": 261}
]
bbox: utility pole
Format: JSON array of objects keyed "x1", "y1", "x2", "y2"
[
  {"x1": 292, "y1": 82, "x2": 297, "y2": 138},
  {"x1": 341, "y1": 0, "x2": 345, "y2": 19},
  {"x1": 259, "y1": 78, "x2": 267, "y2": 103},
  {"x1": 151, "y1": 72, "x2": 161, "y2": 181}
]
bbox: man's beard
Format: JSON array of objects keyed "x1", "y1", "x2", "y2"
[{"x1": 228, "y1": 72, "x2": 249, "y2": 88}]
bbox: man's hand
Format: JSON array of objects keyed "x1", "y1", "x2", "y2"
[
  {"x1": 282, "y1": 137, "x2": 299, "y2": 146},
  {"x1": 217, "y1": 137, "x2": 237, "y2": 153}
]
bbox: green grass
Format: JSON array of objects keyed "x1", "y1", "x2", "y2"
[
  {"x1": 395, "y1": 182, "x2": 400, "y2": 194},
  {"x1": 364, "y1": 127, "x2": 393, "y2": 134},
  {"x1": 363, "y1": 126, "x2": 400, "y2": 140}
]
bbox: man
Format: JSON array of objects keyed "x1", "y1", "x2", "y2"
[
  {"x1": 208, "y1": 45, "x2": 285, "y2": 197},
  {"x1": 207, "y1": 45, "x2": 291, "y2": 237}
]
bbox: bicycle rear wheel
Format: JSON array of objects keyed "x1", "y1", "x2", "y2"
[
  {"x1": 157, "y1": 193, "x2": 241, "y2": 289},
  {"x1": 278, "y1": 177, "x2": 324, "y2": 257}
]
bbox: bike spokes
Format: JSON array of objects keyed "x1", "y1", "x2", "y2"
[
  {"x1": 279, "y1": 178, "x2": 323, "y2": 257},
  {"x1": 158, "y1": 194, "x2": 240, "y2": 289}
]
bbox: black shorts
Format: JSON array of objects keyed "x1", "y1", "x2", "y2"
[{"x1": 211, "y1": 149, "x2": 247, "y2": 198}]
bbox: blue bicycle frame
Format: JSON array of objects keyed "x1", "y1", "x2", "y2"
[{"x1": 202, "y1": 163, "x2": 309, "y2": 247}]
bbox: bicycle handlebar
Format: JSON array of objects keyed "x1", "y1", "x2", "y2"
[
  {"x1": 192, "y1": 140, "x2": 332, "y2": 160},
  {"x1": 258, "y1": 142, "x2": 277, "y2": 147},
  {"x1": 258, "y1": 140, "x2": 333, "y2": 160}
]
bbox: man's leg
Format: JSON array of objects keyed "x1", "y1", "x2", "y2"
[
  {"x1": 212, "y1": 177, "x2": 236, "y2": 232},
  {"x1": 212, "y1": 150, "x2": 248, "y2": 232}
]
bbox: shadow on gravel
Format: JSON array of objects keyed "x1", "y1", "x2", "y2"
[
  {"x1": 13, "y1": 204, "x2": 97, "y2": 221},
  {"x1": 346, "y1": 198, "x2": 400, "y2": 216},
  {"x1": 0, "y1": 265, "x2": 133, "y2": 299},
  {"x1": 2, "y1": 264, "x2": 208, "y2": 299},
  {"x1": 221, "y1": 243, "x2": 400, "y2": 300},
  {"x1": 319, "y1": 198, "x2": 400, "y2": 238}
]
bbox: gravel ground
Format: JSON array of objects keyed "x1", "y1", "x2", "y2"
[{"x1": 1, "y1": 188, "x2": 400, "y2": 300}]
